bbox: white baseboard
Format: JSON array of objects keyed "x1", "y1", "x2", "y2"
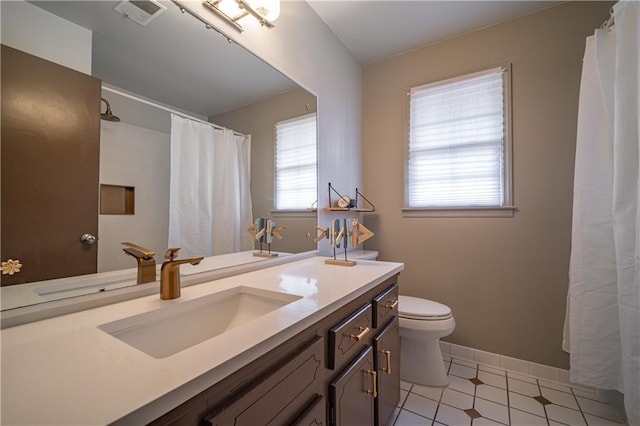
[{"x1": 439, "y1": 341, "x2": 573, "y2": 386}]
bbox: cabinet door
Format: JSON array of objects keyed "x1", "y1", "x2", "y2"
[
  {"x1": 204, "y1": 337, "x2": 324, "y2": 425},
  {"x1": 374, "y1": 317, "x2": 400, "y2": 426},
  {"x1": 1, "y1": 45, "x2": 100, "y2": 286},
  {"x1": 329, "y1": 346, "x2": 376, "y2": 426}
]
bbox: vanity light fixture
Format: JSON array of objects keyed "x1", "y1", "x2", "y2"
[{"x1": 202, "y1": 0, "x2": 280, "y2": 32}]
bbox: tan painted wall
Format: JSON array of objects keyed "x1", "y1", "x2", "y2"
[
  {"x1": 362, "y1": 1, "x2": 613, "y2": 369},
  {"x1": 213, "y1": 88, "x2": 318, "y2": 254}
]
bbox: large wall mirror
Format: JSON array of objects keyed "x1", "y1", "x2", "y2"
[{"x1": 0, "y1": 0, "x2": 318, "y2": 311}]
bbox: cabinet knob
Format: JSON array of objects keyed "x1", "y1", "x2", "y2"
[
  {"x1": 384, "y1": 299, "x2": 398, "y2": 310},
  {"x1": 364, "y1": 369, "x2": 377, "y2": 398},
  {"x1": 348, "y1": 326, "x2": 370, "y2": 342},
  {"x1": 380, "y1": 349, "x2": 392, "y2": 374}
]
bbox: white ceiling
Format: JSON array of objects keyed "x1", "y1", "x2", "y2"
[
  {"x1": 307, "y1": 1, "x2": 564, "y2": 65},
  {"x1": 28, "y1": 1, "x2": 300, "y2": 117},
  {"x1": 25, "y1": 1, "x2": 563, "y2": 116}
]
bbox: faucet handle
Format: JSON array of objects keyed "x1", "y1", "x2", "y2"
[
  {"x1": 164, "y1": 247, "x2": 181, "y2": 261},
  {"x1": 121, "y1": 242, "x2": 155, "y2": 259}
]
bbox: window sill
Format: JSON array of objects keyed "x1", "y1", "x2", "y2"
[
  {"x1": 271, "y1": 209, "x2": 317, "y2": 218},
  {"x1": 402, "y1": 206, "x2": 517, "y2": 218}
]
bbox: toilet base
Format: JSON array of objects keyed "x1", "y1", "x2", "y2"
[{"x1": 400, "y1": 336, "x2": 449, "y2": 387}]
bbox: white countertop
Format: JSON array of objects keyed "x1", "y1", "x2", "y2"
[{"x1": 0, "y1": 256, "x2": 403, "y2": 425}]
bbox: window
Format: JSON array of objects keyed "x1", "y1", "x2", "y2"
[
  {"x1": 406, "y1": 66, "x2": 512, "y2": 213},
  {"x1": 275, "y1": 113, "x2": 317, "y2": 210}
]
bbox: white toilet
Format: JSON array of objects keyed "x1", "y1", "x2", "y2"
[{"x1": 399, "y1": 295, "x2": 456, "y2": 387}]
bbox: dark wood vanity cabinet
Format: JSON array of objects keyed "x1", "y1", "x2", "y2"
[
  {"x1": 327, "y1": 283, "x2": 400, "y2": 426},
  {"x1": 204, "y1": 337, "x2": 324, "y2": 425},
  {"x1": 149, "y1": 275, "x2": 399, "y2": 426}
]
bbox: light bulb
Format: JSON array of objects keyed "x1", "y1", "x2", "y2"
[{"x1": 247, "y1": 0, "x2": 279, "y2": 21}]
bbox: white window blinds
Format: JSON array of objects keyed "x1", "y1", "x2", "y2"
[
  {"x1": 407, "y1": 67, "x2": 508, "y2": 208},
  {"x1": 275, "y1": 113, "x2": 317, "y2": 210}
]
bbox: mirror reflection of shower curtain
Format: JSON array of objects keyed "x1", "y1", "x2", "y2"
[{"x1": 169, "y1": 113, "x2": 254, "y2": 258}]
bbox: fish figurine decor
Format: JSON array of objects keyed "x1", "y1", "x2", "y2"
[
  {"x1": 318, "y1": 218, "x2": 375, "y2": 267},
  {"x1": 247, "y1": 218, "x2": 286, "y2": 258}
]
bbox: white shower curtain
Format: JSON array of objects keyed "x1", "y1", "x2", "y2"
[
  {"x1": 564, "y1": 2, "x2": 639, "y2": 424},
  {"x1": 169, "y1": 114, "x2": 253, "y2": 258}
]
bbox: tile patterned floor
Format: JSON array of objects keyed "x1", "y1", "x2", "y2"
[{"x1": 392, "y1": 356, "x2": 627, "y2": 426}]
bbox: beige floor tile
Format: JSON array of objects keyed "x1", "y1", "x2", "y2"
[
  {"x1": 509, "y1": 407, "x2": 547, "y2": 426},
  {"x1": 508, "y1": 391, "x2": 546, "y2": 418},
  {"x1": 412, "y1": 384, "x2": 444, "y2": 401},
  {"x1": 546, "y1": 404, "x2": 587, "y2": 425},
  {"x1": 571, "y1": 386, "x2": 605, "y2": 401},
  {"x1": 540, "y1": 386, "x2": 579, "y2": 409},
  {"x1": 475, "y1": 397, "x2": 510, "y2": 424},
  {"x1": 476, "y1": 384, "x2": 508, "y2": 405},
  {"x1": 394, "y1": 409, "x2": 432, "y2": 426},
  {"x1": 577, "y1": 396, "x2": 625, "y2": 422},
  {"x1": 446, "y1": 374, "x2": 476, "y2": 395},
  {"x1": 435, "y1": 404, "x2": 471, "y2": 426},
  {"x1": 441, "y1": 388, "x2": 473, "y2": 410},
  {"x1": 478, "y1": 370, "x2": 507, "y2": 389},
  {"x1": 507, "y1": 377, "x2": 540, "y2": 397},
  {"x1": 399, "y1": 389, "x2": 409, "y2": 406},
  {"x1": 390, "y1": 407, "x2": 402, "y2": 425},
  {"x1": 404, "y1": 393, "x2": 439, "y2": 420},
  {"x1": 473, "y1": 416, "x2": 505, "y2": 425},
  {"x1": 395, "y1": 351, "x2": 624, "y2": 426},
  {"x1": 583, "y1": 413, "x2": 626, "y2": 425},
  {"x1": 449, "y1": 363, "x2": 477, "y2": 379}
]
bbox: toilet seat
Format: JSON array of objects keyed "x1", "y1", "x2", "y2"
[{"x1": 399, "y1": 295, "x2": 452, "y2": 321}]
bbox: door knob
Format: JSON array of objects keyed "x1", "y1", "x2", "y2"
[{"x1": 80, "y1": 233, "x2": 97, "y2": 246}]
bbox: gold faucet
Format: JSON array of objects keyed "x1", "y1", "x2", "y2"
[
  {"x1": 121, "y1": 242, "x2": 157, "y2": 284},
  {"x1": 160, "y1": 248, "x2": 204, "y2": 300}
]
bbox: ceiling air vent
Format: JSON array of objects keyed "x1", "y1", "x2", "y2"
[{"x1": 113, "y1": 0, "x2": 167, "y2": 26}]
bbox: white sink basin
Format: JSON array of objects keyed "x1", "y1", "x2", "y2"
[{"x1": 99, "y1": 286, "x2": 302, "y2": 358}]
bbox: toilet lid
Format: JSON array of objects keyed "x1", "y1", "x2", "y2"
[{"x1": 399, "y1": 295, "x2": 452, "y2": 320}]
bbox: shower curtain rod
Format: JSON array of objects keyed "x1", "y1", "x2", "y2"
[{"x1": 101, "y1": 86, "x2": 248, "y2": 138}]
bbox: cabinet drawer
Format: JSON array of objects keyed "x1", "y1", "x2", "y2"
[
  {"x1": 204, "y1": 337, "x2": 324, "y2": 425},
  {"x1": 372, "y1": 283, "x2": 398, "y2": 329},
  {"x1": 291, "y1": 395, "x2": 325, "y2": 426},
  {"x1": 328, "y1": 303, "x2": 372, "y2": 370}
]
